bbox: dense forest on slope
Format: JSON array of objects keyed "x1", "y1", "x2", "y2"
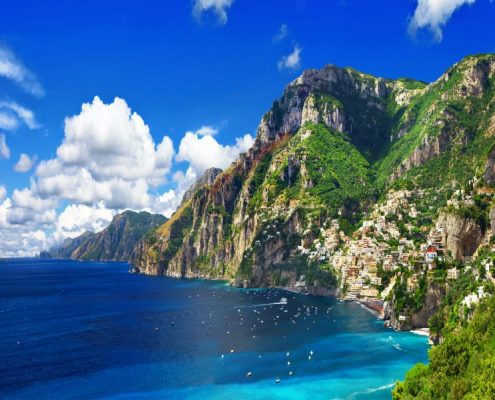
[{"x1": 394, "y1": 294, "x2": 495, "y2": 399}]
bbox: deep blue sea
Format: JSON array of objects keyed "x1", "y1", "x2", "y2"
[{"x1": 0, "y1": 259, "x2": 428, "y2": 399}]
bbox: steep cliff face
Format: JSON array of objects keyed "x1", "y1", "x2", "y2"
[
  {"x1": 384, "y1": 282, "x2": 446, "y2": 331},
  {"x1": 436, "y1": 211, "x2": 484, "y2": 261},
  {"x1": 133, "y1": 54, "x2": 495, "y2": 302},
  {"x1": 50, "y1": 211, "x2": 166, "y2": 262}
]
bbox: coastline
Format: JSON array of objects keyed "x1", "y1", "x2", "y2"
[
  {"x1": 411, "y1": 328, "x2": 430, "y2": 337},
  {"x1": 354, "y1": 299, "x2": 385, "y2": 319},
  {"x1": 146, "y1": 272, "x2": 427, "y2": 337}
]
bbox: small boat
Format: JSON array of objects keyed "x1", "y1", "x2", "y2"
[
  {"x1": 275, "y1": 378, "x2": 281, "y2": 384},
  {"x1": 246, "y1": 372, "x2": 252, "y2": 378},
  {"x1": 280, "y1": 297, "x2": 288, "y2": 305}
]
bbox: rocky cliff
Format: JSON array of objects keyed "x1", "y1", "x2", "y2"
[
  {"x1": 133, "y1": 54, "x2": 495, "y2": 311},
  {"x1": 436, "y1": 211, "x2": 485, "y2": 261}
]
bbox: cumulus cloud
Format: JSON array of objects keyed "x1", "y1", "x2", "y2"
[
  {"x1": 193, "y1": 0, "x2": 234, "y2": 24},
  {"x1": 195, "y1": 125, "x2": 219, "y2": 136},
  {"x1": 54, "y1": 203, "x2": 116, "y2": 241},
  {"x1": 0, "y1": 101, "x2": 39, "y2": 130},
  {"x1": 273, "y1": 24, "x2": 289, "y2": 43},
  {"x1": 278, "y1": 44, "x2": 302, "y2": 71},
  {"x1": 6, "y1": 188, "x2": 57, "y2": 225},
  {"x1": 33, "y1": 96, "x2": 174, "y2": 209},
  {"x1": 152, "y1": 127, "x2": 253, "y2": 218},
  {"x1": 152, "y1": 168, "x2": 203, "y2": 217},
  {"x1": 176, "y1": 129, "x2": 254, "y2": 177},
  {"x1": 409, "y1": 0, "x2": 477, "y2": 42},
  {"x1": 0, "y1": 134, "x2": 10, "y2": 159},
  {"x1": 0, "y1": 45, "x2": 44, "y2": 97},
  {"x1": 14, "y1": 153, "x2": 36, "y2": 173},
  {"x1": 0, "y1": 198, "x2": 55, "y2": 257},
  {"x1": 0, "y1": 94, "x2": 258, "y2": 256}
]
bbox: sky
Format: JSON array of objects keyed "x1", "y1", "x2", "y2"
[{"x1": 0, "y1": 0, "x2": 494, "y2": 257}]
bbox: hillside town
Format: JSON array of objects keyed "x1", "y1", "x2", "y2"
[{"x1": 298, "y1": 187, "x2": 495, "y2": 314}]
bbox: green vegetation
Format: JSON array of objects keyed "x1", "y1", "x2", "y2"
[
  {"x1": 390, "y1": 273, "x2": 428, "y2": 315},
  {"x1": 159, "y1": 206, "x2": 194, "y2": 269},
  {"x1": 311, "y1": 91, "x2": 343, "y2": 110},
  {"x1": 261, "y1": 123, "x2": 377, "y2": 228},
  {"x1": 393, "y1": 295, "x2": 495, "y2": 400},
  {"x1": 247, "y1": 152, "x2": 273, "y2": 214}
]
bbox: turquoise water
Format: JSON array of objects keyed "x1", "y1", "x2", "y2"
[{"x1": 0, "y1": 259, "x2": 428, "y2": 399}]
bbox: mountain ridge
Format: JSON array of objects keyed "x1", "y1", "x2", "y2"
[
  {"x1": 133, "y1": 54, "x2": 495, "y2": 289},
  {"x1": 47, "y1": 210, "x2": 166, "y2": 262}
]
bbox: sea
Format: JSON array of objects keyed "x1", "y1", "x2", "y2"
[{"x1": 0, "y1": 259, "x2": 428, "y2": 399}]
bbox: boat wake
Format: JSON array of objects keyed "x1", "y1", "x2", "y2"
[
  {"x1": 393, "y1": 343, "x2": 405, "y2": 351},
  {"x1": 240, "y1": 297, "x2": 289, "y2": 308},
  {"x1": 342, "y1": 382, "x2": 395, "y2": 399}
]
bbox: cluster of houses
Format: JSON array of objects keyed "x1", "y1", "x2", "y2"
[{"x1": 298, "y1": 189, "x2": 460, "y2": 301}]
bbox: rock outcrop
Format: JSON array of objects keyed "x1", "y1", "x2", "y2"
[
  {"x1": 384, "y1": 282, "x2": 445, "y2": 331},
  {"x1": 436, "y1": 211, "x2": 484, "y2": 261}
]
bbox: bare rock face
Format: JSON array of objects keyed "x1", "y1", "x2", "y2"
[
  {"x1": 183, "y1": 167, "x2": 223, "y2": 203},
  {"x1": 436, "y1": 212, "x2": 484, "y2": 261},
  {"x1": 256, "y1": 63, "x2": 396, "y2": 157},
  {"x1": 301, "y1": 94, "x2": 348, "y2": 132},
  {"x1": 383, "y1": 282, "x2": 445, "y2": 331},
  {"x1": 394, "y1": 127, "x2": 457, "y2": 178}
]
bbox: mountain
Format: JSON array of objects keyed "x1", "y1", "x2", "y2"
[
  {"x1": 49, "y1": 211, "x2": 166, "y2": 261},
  {"x1": 134, "y1": 55, "x2": 494, "y2": 397},
  {"x1": 134, "y1": 54, "x2": 494, "y2": 292},
  {"x1": 50, "y1": 230, "x2": 97, "y2": 259},
  {"x1": 133, "y1": 57, "x2": 495, "y2": 393}
]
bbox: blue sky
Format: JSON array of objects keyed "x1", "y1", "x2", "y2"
[{"x1": 0, "y1": 0, "x2": 494, "y2": 256}]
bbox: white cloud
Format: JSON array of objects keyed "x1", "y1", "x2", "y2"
[
  {"x1": 0, "y1": 186, "x2": 6, "y2": 202},
  {"x1": 193, "y1": 0, "x2": 234, "y2": 24},
  {"x1": 54, "y1": 203, "x2": 116, "y2": 241},
  {"x1": 195, "y1": 125, "x2": 219, "y2": 136},
  {"x1": 0, "y1": 112, "x2": 19, "y2": 130},
  {"x1": 14, "y1": 153, "x2": 36, "y2": 173},
  {"x1": 278, "y1": 44, "x2": 302, "y2": 71},
  {"x1": 0, "y1": 198, "x2": 55, "y2": 257},
  {"x1": 273, "y1": 24, "x2": 289, "y2": 43},
  {"x1": 176, "y1": 129, "x2": 254, "y2": 177},
  {"x1": 154, "y1": 128, "x2": 253, "y2": 218},
  {"x1": 0, "y1": 134, "x2": 10, "y2": 159},
  {"x1": 0, "y1": 101, "x2": 39, "y2": 130},
  {"x1": 0, "y1": 94, "x2": 257, "y2": 256},
  {"x1": 0, "y1": 45, "x2": 44, "y2": 97},
  {"x1": 409, "y1": 0, "x2": 477, "y2": 42},
  {"x1": 6, "y1": 188, "x2": 57, "y2": 226},
  {"x1": 33, "y1": 96, "x2": 174, "y2": 209}
]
